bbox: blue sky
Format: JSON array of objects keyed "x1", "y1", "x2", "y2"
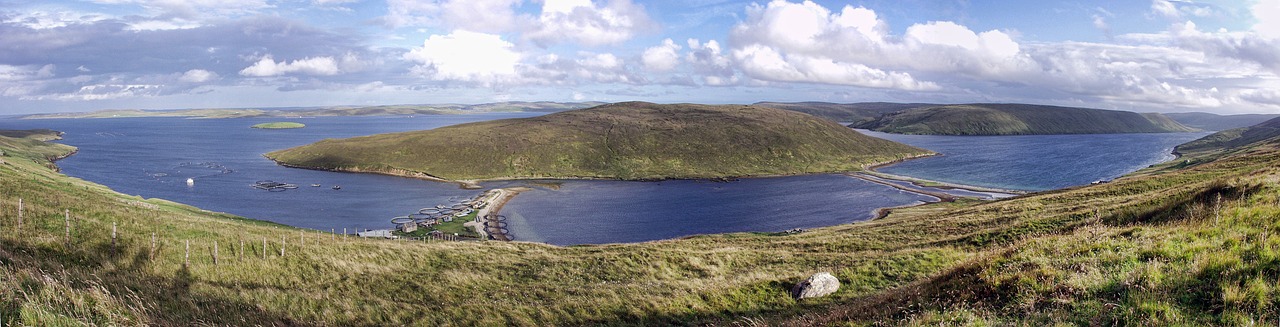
[{"x1": 1, "y1": 0, "x2": 1278, "y2": 114}]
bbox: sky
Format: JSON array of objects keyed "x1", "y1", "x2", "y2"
[{"x1": 1, "y1": 0, "x2": 1279, "y2": 115}]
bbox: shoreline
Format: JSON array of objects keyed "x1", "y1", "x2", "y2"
[{"x1": 472, "y1": 187, "x2": 529, "y2": 241}]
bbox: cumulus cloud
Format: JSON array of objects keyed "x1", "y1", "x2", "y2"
[
  {"x1": 686, "y1": 39, "x2": 737, "y2": 85},
  {"x1": 641, "y1": 39, "x2": 681, "y2": 71},
  {"x1": 179, "y1": 69, "x2": 217, "y2": 83},
  {"x1": 404, "y1": 30, "x2": 522, "y2": 84},
  {"x1": 239, "y1": 55, "x2": 341, "y2": 77},
  {"x1": 1255, "y1": 0, "x2": 1280, "y2": 39},
  {"x1": 732, "y1": 44, "x2": 938, "y2": 90},
  {"x1": 527, "y1": 0, "x2": 656, "y2": 46}
]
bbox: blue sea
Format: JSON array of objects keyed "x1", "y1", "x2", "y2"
[{"x1": 0, "y1": 115, "x2": 1204, "y2": 245}]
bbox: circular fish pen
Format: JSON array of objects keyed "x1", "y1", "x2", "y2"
[
  {"x1": 252, "y1": 180, "x2": 299, "y2": 191},
  {"x1": 390, "y1": 216, "x2": 415, "y2": 225}
]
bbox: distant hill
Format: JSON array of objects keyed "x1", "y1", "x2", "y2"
[
  {"x1": 753, "y1": 101, "x2": 934, "y2": 123},
  {"x1": 266, "y1": 102, "x2": 930, "y2": 181},
  {"x1": 1175, "y1": 116, "x2": 1280, "y2": 155},
  {"x1": 1165, "y1": 112, "x2": 1280, "y2": 131},
  {"x1": 851, "y1": 104, "x2": 1198, "y2": 135},
  {"x1": 20, "y1": 102, "x2": 606, "y2": 119}
]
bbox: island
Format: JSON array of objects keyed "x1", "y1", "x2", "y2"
[
  {"x1": 251, "y1": 122, "x2": 306, "y2": 129},
  {"x1": 265, "y1": 101, "x2": 932, "y2": 182},
  {"x1": 851, "y1": 103, "x2": 1198, "y2": 135}
]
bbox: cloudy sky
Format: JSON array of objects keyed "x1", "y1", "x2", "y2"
[{"x1": 1, "y1": 0, "x2": 1279, "y2": 114}]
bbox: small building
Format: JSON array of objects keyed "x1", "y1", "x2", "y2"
[{"x1": 398, "y1": 222, "x2": 417, "y2": 233}]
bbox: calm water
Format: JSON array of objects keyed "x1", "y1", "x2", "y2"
[
  {"x1": 0, "y1": 115, "x2": 934, "y2": 245},
  {"x1": 0, "y1": 116, "x2": 1203, "y2": 245},
  {"x1": 860, "y1": 130, "x2": 1211, "y2": 191}
]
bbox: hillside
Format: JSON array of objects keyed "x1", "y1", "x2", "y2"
[
  {"x1": 1175, "y1": 116, "x2": 1280, "y2": 156},
  {"x1": 19, "y1": 102, "x2": 605, "y2": 119},
  {"x1": 1166, "y1": 112, "x2": 1280, "y2": 131},
  {"x1": 852, "y1": 104, "x2": 1199, "y2": 135},
  {"x1": 5, "y1": 119, "x2": 1280, "y2": 324},
  {"x1": 753, "y1": 101, "x2": 934, "y2": 123},
  {"x1": 266, "y1": 102, "x2": 930, "y2": 181}
]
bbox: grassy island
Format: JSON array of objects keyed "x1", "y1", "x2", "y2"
[
  {"x1": 251, "y1": 122, "x2": 306, "y2": 129},
  {"x1": 265, "y1": 102, "x2": 931, "y2": 181},
  {"x1": 852, "y1": 103, "x2": 1197, "y2": 135}
]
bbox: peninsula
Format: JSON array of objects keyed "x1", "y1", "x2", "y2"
[
  {"x1": 265, "y1": 102, "x2": 931, "y2": 181},
  {"x1": 852, "y1": 103, "x2": 1197, "y2": 135}
]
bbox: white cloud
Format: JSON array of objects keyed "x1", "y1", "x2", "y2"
[
  {"x1": 126, "y1": 18, "x2": 201, "y2": 31},
  {"x1": 239, "y1": 55, "x2": 341, "y2": 77},
  {"x1": 1151, "y1": 0, "x2": 1181, "y2": 20},
  {"x1": 686, "y1": 39, "x2": 737, "y2": 85},
  {"x1": 527, "y1": 0, "x2": 655, "y2": 46},
  {"x1": 641, "y1": 38, "x2": 681, "y2": 71},
  {"x1": 383, "y1": 0, "x2": 520, "y2": 33},
  {"x1": 404, "y1": 30, "x2": 522, "y2": 84},
  {"x1": 88, "y1": 0, "x2": 270, "y2": 19},
  {"x1": 0, "y1": 64, "x2": 55, "y2": 81},
  {"x1": 1, "y1": 11, "x2": 109, "y2": 29},
  {"x1": 180, "y1": 69, "x2": 217, "y2": 83},
  {"x1": 732, "y1": 44, "x2": 938, "y2": 90},
  {"x1": 1255, "y1": 0, "x2": 1280, "y2": 39}
]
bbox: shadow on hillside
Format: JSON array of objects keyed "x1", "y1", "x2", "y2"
[{"x1": 0, "y1": 238, "x2": 302, "y2": 326}]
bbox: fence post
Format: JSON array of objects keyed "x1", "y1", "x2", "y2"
[
  {"x1": 64, "y1": 209, "x2": 70, "y2": 245},
  {"x1": 150, "y1": 232, "x2": 156, "y2": 260},
  {"x1": 184, "y1": 240, "x2": 190, "y2": 267},
  {"x1": 280, "y1": 235, "x2": 285, "y2": 257},
  {"x1": 262, "y1": 237, "x2": 266, "y2": 259},
  {"x1": 300, "y1": 230, "x2": 304, "y2": 247},
  {"x1": 111, "y1": 222, "x2": 117, "y2": 254},
  {"x1": 213, "y1": 241, "x2": 219, "y2": 266},
  {"x1": 239, "y1": 238, "x2": 244, "y2": 261},
  {"x1": 331, "y1": 228, "x2": 335, "y2": 242},
  {"x1": 17, "y1": 198, "x2": 22, "y2": 231},
  {"x1": 343, "y1": 228, "x2": 347, "y2": 241}
]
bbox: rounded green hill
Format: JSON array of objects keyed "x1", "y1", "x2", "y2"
[
  {"x1": 265, "y1": 102, "x2": 931, "y2": 181},
  {"x1": 251, "y1": 122, "x2": 306, "y2": 129}
]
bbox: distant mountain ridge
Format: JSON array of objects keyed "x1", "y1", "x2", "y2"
[
  {"x1": 849, "y1": 103, "x2": 1198, "y2": 135},
  {"x1": 20, "y1": 101, "x2": 608, "y2": 119},
  {"x1": 1175, "y1": 116, "x2": 1280, "y2": 155},
  {"x1": 752, "y1": 101, "x2": 936, "y2": 123},
  {"x1": 266, "y1": 102, "x2": 930, "y2": 181},
  {"x1": 1165, "y1": 112, "x2": 1280, "y2": 131}
]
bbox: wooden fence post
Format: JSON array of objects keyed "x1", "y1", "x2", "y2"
[
  {"x1": 280, "y1": 235, "x2": 285, "y2": 257},
  {"x1": 213, "y1": 241, "x2": 219, "y2": 265},
  {"x1": 150, "y1": 233, "x2": 157, "y2": 260},
  {"x1": 343, "y1": 228, "x2": 347, "y2": 240},
  {"x1": 17, "y1": 198, "x2": 22, "y2": 230},
  {"x1": 262, "y1": 237, "x2": 266, "y2": 259},
  {"x1": 184, "y1": 240, "x2": 190, "y2": 267},
  {"x1": 331, "y1": 228, "x2": 335, "y2": 242},
  {"x1": 64, "y1": 209, "x2": 70, "y2": 245},
  {"x1": 300, "y1": 230, "x2": 304, "y2": 247},
  {"x1": 239, "y1": 238, "x2": 244, "y2": 261},
  {"x1": 111, "y1": 222, "x2": 117, "y2": 254}
]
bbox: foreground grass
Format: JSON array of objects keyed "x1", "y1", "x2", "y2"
[{"x1": 3, "y1": 128, "x2": 1280, "y2": 325}]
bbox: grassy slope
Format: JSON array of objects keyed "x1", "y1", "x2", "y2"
[
  {"x1": 250, "y1": 122, "x2": 306, "y2": 129},
  {"x1": 1167, "y1": 112, "x2": 1280, "y2": 131},
  {"x1": 1176, "y1": 116, "x2": 1280, "y2": 156},
  {"x1": 752, "y1": 102, "x2": 935, "y2": 123},
  {"x1": 6, "y1": 124, "x2": 1280, "y2": 325},
  {"x1": 853, "y1": 104, "x2": 1199, "y2": 135},
  {"x1": 265, "y1": 102, "x2": 931, "y2": 181}
]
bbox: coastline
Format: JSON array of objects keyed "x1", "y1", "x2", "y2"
[{"x1": 470, "y1": 187, "x2": 529, "y2": 241}]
